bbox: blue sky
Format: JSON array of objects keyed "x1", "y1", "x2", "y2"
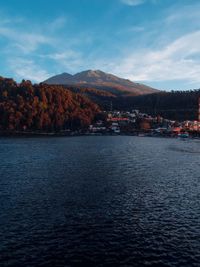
[{"x1": 0, "y1": 0, "x2": 200, "y2": 90}]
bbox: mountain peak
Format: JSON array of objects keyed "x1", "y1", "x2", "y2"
[
  {"x1": 44, "y1": 72, "x2": 73, "y2": 85},
  {"x1": 44, "y1": 70, "x2": 158, "y2": 95}
]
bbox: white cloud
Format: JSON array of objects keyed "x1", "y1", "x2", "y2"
[
  {"x1": 107, "y1": 2, "x2": 200, "y2": 88},
  {"x1": 16, "y1": 33, "x2": 52, "y2": 53},
  {"x1": 0, "y1": 15, "x2": 70, "y2": 55},
  {"x1": 127, "y1": 26, "x2": 145, "y2": 32},
  {"x1": 120, "y1": 0, "x2": 160, "y2": 7},
  {"x1": 45, "y1": 50, "x2": 81, "y2": 61},
  {"x1": 8, "y1": 58, "x2": 51, "y2": 82},
  {"x1": 112, "y1": 31, "x2": 200, "y2": 84},
  {"x1": 165, "y1": 4, "x2": 200, "y2": 25},
  {"x1": 41, "y1": 49, "x2": 83, "y2": 73},
  {"x1": 47, "y1": 16, "x2": 67, "y2": 31},
  {"x1": 0, "y1": 15, "x2": 50, "y2": 54},
  {"x1": 0, "y1": 26, "x2": 53, "y2": 53},
  {"x1": 0, "y1": 13, "x2": 87, "y2": 81},
  {"x1": 121, "y1": 0, "x2": 145, "y2": 6}
]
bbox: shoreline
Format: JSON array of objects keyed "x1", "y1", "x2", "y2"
[{"x1": 0, "y1": 131, "x2": 199, "y2": 139}]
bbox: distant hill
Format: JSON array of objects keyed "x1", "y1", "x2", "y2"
[{"x1": 44, "y1": 70, "x2": 159, "y2": 96}]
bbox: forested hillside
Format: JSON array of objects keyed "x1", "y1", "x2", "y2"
[
  {"x1": 112, "y1": 90, "x2": 200, "y2": 121},
  {"x1": 0, "y1": 77, "x2": 100, "y2": 132},
  {"x1": 68, "y1": 86, "x2": 200, "y2": 121}
]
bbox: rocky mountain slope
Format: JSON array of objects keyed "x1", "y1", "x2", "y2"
[{"x1": 44, "y1": 70, "x2": 158, "y2": 96}]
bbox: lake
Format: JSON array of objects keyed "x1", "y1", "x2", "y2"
[{"x1": 0, "y1": 136, "x2": 200, "y2": 266}]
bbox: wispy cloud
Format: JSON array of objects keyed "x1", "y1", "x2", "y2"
[
  {"x1": 41, "y1": 50, "x2": 83, "y2": 73},
  {"x1": 121, "y1": 0, "x2": 145, "y2": 6},
  {"x1": 0, "y1": 25, "x2": 53, "y2": 54},
  {"x1": 0, "y1": 14, "x2": 69, "y2": 56},
  {"x1": 120, "y1": 0, "x2": 159, "y2": 7},
  {"x1": 112, "y1": 30, "x2": 200, "y2": 84},
  {"x1": 46, "y1": 16, "x2": 68, "y2": 31},
  {"x1": 0, "y1": 14, "x2": 71, "y2": 81},
  {"x1": 8, "y1": 58, "x2": 51, "y2": 82}
]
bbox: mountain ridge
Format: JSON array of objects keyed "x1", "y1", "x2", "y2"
[{"x1": 44, "y1": 70, "x2": 159, "y2": 96}]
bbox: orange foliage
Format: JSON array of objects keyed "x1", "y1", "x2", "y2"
[{"x1": 0, "y1": 77, "x2": 100, "y2": 131}]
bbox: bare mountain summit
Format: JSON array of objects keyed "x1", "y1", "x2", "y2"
[{"x1": 44, "y1": 70, "x2": 158, "y2": 96}]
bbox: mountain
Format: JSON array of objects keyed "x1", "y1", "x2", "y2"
[
  {"x1": 44, "y1": 72, "x2": 73, "y2": 84},
  {"x1": 44, "y1": 70, "x2": 158, "y2": 96}
]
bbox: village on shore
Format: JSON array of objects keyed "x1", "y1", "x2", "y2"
[{"x1": 87, "y1": 109, "x2": 200, "y2": 138}]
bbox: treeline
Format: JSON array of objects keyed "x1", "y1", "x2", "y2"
[
  {"x1": 0, "y1": 77, "x2": 100, "y2": 132},
  {"x1": 72, "y1": 87, "x2": 200, "y2": 121},
  {"x1": 112, "y1": 90, "x2": 200, "y2": 121},
  {"x1": 66, "y1": 86, "x2": 116, "y2": 111},
  {"x1": 67, "y1": 86, "x2": 116, "y2": 98}
]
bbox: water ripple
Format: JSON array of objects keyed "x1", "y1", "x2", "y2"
[{"x1": 0, "y1": 136, "x2": 200, "y2": 266}]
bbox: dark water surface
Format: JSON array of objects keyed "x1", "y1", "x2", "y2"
[{"x1": 0, "y1": 136, "x2": 200, "y2": 267}]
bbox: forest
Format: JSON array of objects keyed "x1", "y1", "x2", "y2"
[
  {"x1": 69, "y1": 86, "x2": 200, "y2": 121},
  {"x1": 0, "y1": 75, "x2": 199, "y2": 133},
  {"x1": 0, "y1": 77, "x2": 100, "y2": 132},
  {"x1": 112, "y1": 90, "x2": 200, "y2": 121}
]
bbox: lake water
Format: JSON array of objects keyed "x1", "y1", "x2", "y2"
[{"x1": 0, "y1": 136, "x2": 200, "y2": 267}]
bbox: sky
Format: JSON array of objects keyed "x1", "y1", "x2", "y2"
[{"x1": 0, "y1": 0, "x2": 200, "y2": 90}]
